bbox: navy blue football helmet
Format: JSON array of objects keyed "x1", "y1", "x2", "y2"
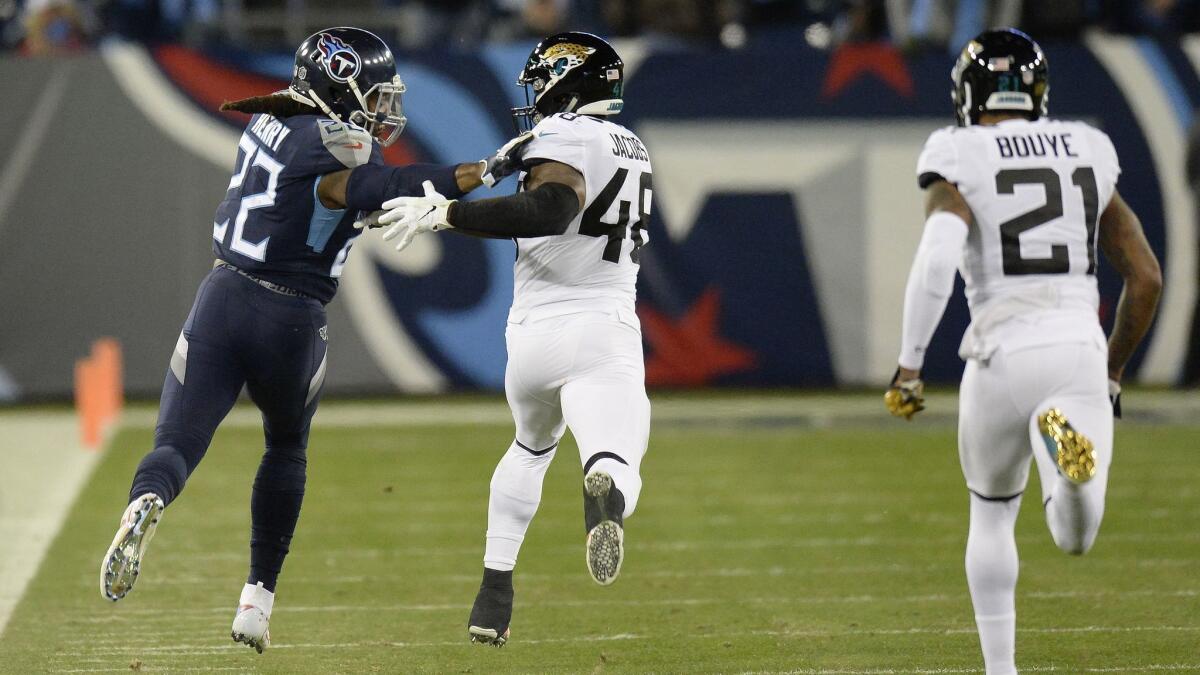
[
  {"x1": 288, "y1": 27, "x2": 407, "y2": 145},
  {"x1": 952, "y1": 28, "x2": 1049, "y2": 127}
]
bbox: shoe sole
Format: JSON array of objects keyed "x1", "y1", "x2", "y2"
[
  {"x1": 1038, "y1": 408, "x2": 1096, "y2": 484},
  {"x1": 231, "y1": 630, "x2": 269, "y2": 654},
  {"x1": 468, "y1": 625, "x2": 509, "y2": 647},
  {"x1": 100, "y1": 495, "x2": 164, "y2": 602},
  {"x1": 584, "y1": 472, "x2": 624, "y2": 586}
]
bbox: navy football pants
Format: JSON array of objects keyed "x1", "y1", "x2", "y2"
[{"x1": 129, "y1": 266, "x2": 328, "y2": 591}]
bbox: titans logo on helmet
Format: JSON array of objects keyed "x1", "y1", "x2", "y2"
[{"x1": 316, "y1": 32, "x2": 362, "y2": 84}]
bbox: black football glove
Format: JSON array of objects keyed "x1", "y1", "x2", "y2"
[{"x1": 480, "y1": 131, "x2": 534, "y2": 188}]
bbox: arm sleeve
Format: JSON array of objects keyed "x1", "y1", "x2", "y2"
[
  {"x1": 898, "y1": 211, "x2": 969, "y2": 370},
  {"x1": 448, "y1": 182, "x2": 580, "y2": 238},
  {"x1": 344, "y1": 163, "x2": 463, "y2": 212},
  {"x1": 916, "y1": 127, "x2": 961, "y2": 189}
]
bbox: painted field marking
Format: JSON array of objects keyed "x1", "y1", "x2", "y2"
[
  {"x1": 0, "y1": 411, "x2": 104, "y2": 637},
  {"x1": 55, "y1": 625, "x2": 1199, "y2": 657},
  {"x1": 72, "y1": 589, "x2": 1199, "y2": 623}
]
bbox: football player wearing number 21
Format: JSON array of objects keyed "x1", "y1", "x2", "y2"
[
  {"x1": 884, "y1": 29, "x2": 1162, "y2": 674},
  {"x1": 374, "y1": 32, "x2": 653, "y2": 648},
  {"x1": 98, "y1": 27, "x2": 532, "y2": 653}
]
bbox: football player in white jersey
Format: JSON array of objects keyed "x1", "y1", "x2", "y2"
[
  {"x1": 376, "y1": 32, "x2": 652, "y2": 647},
  {"x1": 885, "y1": 29, "x2": 1161, "y2": 674}
]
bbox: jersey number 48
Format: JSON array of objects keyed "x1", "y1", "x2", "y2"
[{"x1": 579, "y1": 169, "x2": 652, "y2": 264}]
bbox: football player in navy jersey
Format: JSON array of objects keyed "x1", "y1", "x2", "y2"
[{"x1": 98, "y1": 27, "x2": 530, "y2": 653}]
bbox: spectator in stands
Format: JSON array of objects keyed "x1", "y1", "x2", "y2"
[
  {"x1": 1104, "y1": 0, "x2": 1200, "y2": 35},
  {"x1": 603, "y1": 0, "x2": 742, "y2": 49},
  {"x1": 20, "y1": 0, "x2": 92, "y2": 55},
  {"x1": 891, "y1": 0, "x2": 1020, "y2": 52}
]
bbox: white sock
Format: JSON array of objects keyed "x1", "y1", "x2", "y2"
[
  {"x1": 965, "y1": 493, "x2": 1021, "y2": 675},
  {"x1": 587, "y1": 457, "x2": 642, "y2": 519},
  {"x1": 239, "y1": 581, "x2": 274, "y2": 617},
  {"x1": 483, "y1": 441, "x2": 555, "y2": 571}
]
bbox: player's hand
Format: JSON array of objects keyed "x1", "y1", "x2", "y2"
[
  {"x1": 378, "y1": 181, "x2": 455, "y2": 251},
  {"x1": 885, "y1": 367, "x2": 926, "y2": 421},
  {"x1": 352, "y1": 210, "x2": 384, "y2": 230},
  {"x1": 1108, "y1": 378, "x2": 1122, "y2": 419},
  {"x1": 479, "y1": 131, "x2": 534, "y2": 187}
]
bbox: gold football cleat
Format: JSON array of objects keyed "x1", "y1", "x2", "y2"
[{"x1": 1037, "y1": 408, "x2": 1096, "y2": 484}]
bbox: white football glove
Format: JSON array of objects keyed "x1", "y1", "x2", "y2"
[
  {"x1": 479, "y1": 131, "x2": 534, "y2": 188},
  {"x1": 378, "y1": 180, "x2": 455, "y2": 251}
]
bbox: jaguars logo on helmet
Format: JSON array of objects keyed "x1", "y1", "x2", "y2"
[
  {"x1": 512, "y1": 32, "x2": 624, "y2": 132},
  {"x1": 951, "y1": 28, "x2": 1049, "y2": 127},
  {"x1": 287, "y1": 26, "x2": 408, "y2": 146}
]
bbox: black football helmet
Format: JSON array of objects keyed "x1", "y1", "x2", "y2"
[
  {"x1": 512, "y1": 32, "x2": 624, "y2": 132},
  {"x1": 951, "y1": 28, "x2": 1049, "y2": 127},
  {"x1": 287, "y1": 27, "x2": 407, "y2": 145}
]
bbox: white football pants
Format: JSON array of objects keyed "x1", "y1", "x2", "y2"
[{"x1": 483, "y1": 308, "x2": 651, "y2": 571}]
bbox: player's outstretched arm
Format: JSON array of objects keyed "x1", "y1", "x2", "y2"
[
  {"x1": 447, "y1": 160, "x2": 586, "y2": 239},
  {"x1": 1098, "y1": 190, "x2": 1162, "y2": 384},
  {"x1": 374, "y1": 160, "x2": 587, "y2": 250},
  {"x1": 316, "y1": 162, "x2": 481, "y2": 211},
  {"x1": 886, "y1": 179, "x2": 973, "y2": 420},
  {"x1": 315, "y1": 131, "x2": 535, "y2": 211}
]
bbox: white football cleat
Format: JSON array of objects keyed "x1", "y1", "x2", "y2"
[
  {"x1": 100, "y1": 493, "x2": 164, "y2": 602},
  {"x1": 231, "y1": 581, "x2": 274, "y2": 654}
]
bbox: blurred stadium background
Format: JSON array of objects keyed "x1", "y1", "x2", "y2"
[{"x1": 1, "y1": 0, "x2": 1199, "y2": 673}]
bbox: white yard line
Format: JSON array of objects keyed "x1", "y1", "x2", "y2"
[
  {"x1": 137, "y1": 558, "x2": 1197, "y2": 586},
  {"x1": 68, "y1": 588, "x2": 1199, "y2": 622},
  {"x1": 0, "y1": 411, "x2": 103, "y2": 637},
  {"x1": 144, "y1": 530, "x2": 1200, "y2": 566},
  {"x1": 55, "y1": 625, "x2": 1200, "y2": 657},
  {"x1": 110, "y1": 390, "x2": 1200, "y2": 430},
  {"x1": 744, "y1": 666, "x2": 1200, "y2": 675}
]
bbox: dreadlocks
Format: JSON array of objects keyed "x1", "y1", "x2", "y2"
[{"x1": 220, "y1": 93, "x2": 314, "y2": 118}]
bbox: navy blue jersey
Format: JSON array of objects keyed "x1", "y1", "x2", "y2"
[{"x1": 212, "y1": 114, "x2": 382, "y2": 303}]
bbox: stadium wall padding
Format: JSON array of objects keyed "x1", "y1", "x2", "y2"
[{"x1": 0, "y1": 34, "x2": 1197, "y2": 399}]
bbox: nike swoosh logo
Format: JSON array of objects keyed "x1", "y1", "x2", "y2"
[{"x1": 421, "y1": 206, "x2": 436, "y2": 220}]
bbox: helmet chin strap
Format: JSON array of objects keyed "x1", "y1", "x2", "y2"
[{"x1": 290, "y1": 87, "x2": 343, "y2": 123}]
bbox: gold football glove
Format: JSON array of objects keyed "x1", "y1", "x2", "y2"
[{"x1": 885, "y1": 368, "x2": 925, "y2": 421}]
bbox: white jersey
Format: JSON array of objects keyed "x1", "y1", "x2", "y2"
[
  {"x1": 509, "y1": 112, "x2": 653, "y2": 322},
  {"x1": 917, "y1": 118, "x2": 1120, "y2": 317}
]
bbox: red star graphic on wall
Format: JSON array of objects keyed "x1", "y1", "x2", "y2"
[
  {"x1": 638, "y1": 288, "x2": 758, "y2": 387},
  {"x1": 821, "y1": 42, "x2": 914, "y2": 101}
]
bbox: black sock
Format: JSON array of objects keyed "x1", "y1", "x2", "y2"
[
  {"x1": 247, "y1": 451, "x2": 306, "y2": 593},
  {"x1": 481, "y1": 567, "x2": 514, "y2": 589}
]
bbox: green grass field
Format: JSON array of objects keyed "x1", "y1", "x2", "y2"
[{"x1": 2, "y1": 396, "x2": 1197, "y2": 674}]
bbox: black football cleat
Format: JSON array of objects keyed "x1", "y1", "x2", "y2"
[
  {"x1": 583, "y1": 471, "x2": 625, "y2": 586},
  {"x1": 468, "y1": 568, "x2": 513, "y2": 647}
]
